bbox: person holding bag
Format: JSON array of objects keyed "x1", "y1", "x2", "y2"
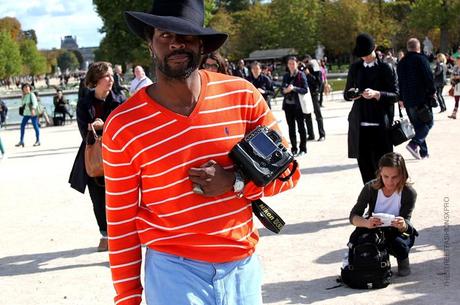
[
  {"x1": 68, "y1": 61, "x2": 122, "y2": 252},
  {"x1": 448, "y1": 56, "x2": 460, "y2": 119},
  {"x1": 344, "y1": 33, "x2": 399, "y2": 184},
  {"x1": 282, "y1": 56, "x2": 309, "y2": 157},
  {"x1": 16, "y1": 83, "x2": 40, "y2": 147}
]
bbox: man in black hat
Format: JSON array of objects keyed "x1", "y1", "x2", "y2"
[
  {"x1": 101, "y1": 1, "x2": 300, "y2": 305},
  {"x1": 344, "y1": 33, "x2": 399, "y2": 184}
]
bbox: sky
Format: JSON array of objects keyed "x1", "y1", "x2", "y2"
[{"x1": 0, "y1": 0, "x2": 104, "y2": 50}]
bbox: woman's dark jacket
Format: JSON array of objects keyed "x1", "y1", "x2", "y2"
[
  {"x1": 349, "y1": 181, "x2": 417, "y2": 235},
  {"x1": 68, "y1": 90, "x2": 122, "y2": 193},
  {"x1": 344, "y1": 59, "x2": 399, "y2": 158},
  {"x1": 281, "y1": 70, "x2": 309, "y2": 111},
  {"x1": 434, "y1": 62, "x2": 447, "y2": 87}
]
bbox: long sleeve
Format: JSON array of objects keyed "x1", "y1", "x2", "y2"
[
  {"x1": 349, "y1": 183, "x2": 372, "y2": 223},
  {"x1": 240, "y1": 84, "x2": 301, "y2": 201},
  {"x1": 379, "y1": 63, "x2": 399, "y2": 105},
  {"x1": 103, "y1": 124, "x2": 143, "y2": 305}
]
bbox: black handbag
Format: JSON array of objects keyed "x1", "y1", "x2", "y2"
[
  {"x1": 18, "y1": 105, "x2": 25, "y2": 116},
  {"x1": 391, "y1": 105, "x2": 415, "y2": 146},
  {"x1": 416, "y1": 104, "x2": 432, "y2": 123}
]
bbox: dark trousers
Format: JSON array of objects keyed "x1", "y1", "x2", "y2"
[
  {"x1": 87, "y1": 177, "x2": 107, "y2": 236},
  {"x1": 319, "y1": 83, "x2": 324, "y2": 107},
  {"x1": 436, "y1": 85, "x2": 446, "y2": 111},
  {"x1": 311, "y1": 93, "x2": 325, "y2": 138},
  {"x1": 406, "y1": 106, "x2": 433, "y2": 158},
  {"x1": 304, "y1": 113, "x2": 314, "y2": 139},
  {"x1": 284, "y1": 107, "x2": 307, "y2": 153},
  {"x1": 384, "y1": 229, "x2": 415, "y2": 260},
  {"x1": 357, "y1": 126, "x2": 392, "y2": 184}
]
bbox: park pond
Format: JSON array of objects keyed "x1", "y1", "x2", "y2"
[{"x1": 1, "y1": 92, "x2": 78, "y2": 125}]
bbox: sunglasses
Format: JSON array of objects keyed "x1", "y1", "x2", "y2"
[{"x1": 203, "y1": 63, "x2": 219, "y2": 69}]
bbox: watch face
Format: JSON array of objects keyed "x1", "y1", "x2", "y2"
[
  {"x1": 234, "y1": 172, "x2": 245, "y2": 193},
  {"x1": 234, "y1": 180, "x2": 245, "y2": 193}
]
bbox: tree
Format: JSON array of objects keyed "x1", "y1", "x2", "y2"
[
  {"x1": 231, "y1": 3, "x2": 279, "y2": 59},
  {"x1": 406, "y1": 0, "x2": 460, "y2": 53},
  {"x1": 209, "y1": 8, "x2": 237, "y2": 58},
  {"x1": 271, "y1": 0, "x2": 321, "y2": 55},
  {"x1": 0, "y1": 31, "x2": 22, "y2": 79},
  {"x1": 93, "y1": 0, "x2": 151, "y2": 66},
  {"x1": 0, "y1": 17, "x2": 22, "y2": 41},
  {"x1": 57, "y1": 51, "x2": 79, "y2": 73},
  {"x1": 20, "y1": 39, "x2": 47, "y2": 76}
]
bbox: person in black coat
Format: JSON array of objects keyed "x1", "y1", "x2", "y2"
[
  {"x1": 397, "y1": 38, "x2": 435, "y2": 160},
  {"x1": 282, "y1": 56, "x2": 309, "y2": 157},
  {"x1": 344, "y1": 33, "x2": 399, "y2": 184},
  {"x1": 68, "y1": 62, "x2": 122, "y2": 251},
  {"x1": 247, "y1": 61, "x2": 274, "y2": 108}
]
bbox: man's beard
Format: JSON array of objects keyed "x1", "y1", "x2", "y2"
[{"x1": 154, "y1": 50, "x2": 200, "y2": 80}]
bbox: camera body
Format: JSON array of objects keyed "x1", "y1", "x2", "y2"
[
  {"x1": 347, "y1": 88, "x2": 363, "y2": 99},
  {"x1": 230, "y1": 126, "x2": 294, "y2": 186}
]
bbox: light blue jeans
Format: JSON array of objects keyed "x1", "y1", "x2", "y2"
[{"x1": 145, "y1": 248, "x2": 263, "y2": 305}]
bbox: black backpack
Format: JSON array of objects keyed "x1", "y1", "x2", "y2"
[{"x1": 341, "y1": 227, "x2": 392, "y2": 289}]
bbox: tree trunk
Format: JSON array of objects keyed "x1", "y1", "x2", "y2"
[{"x1": 440, "y1": 0, "x2": 449, "y2": 53}]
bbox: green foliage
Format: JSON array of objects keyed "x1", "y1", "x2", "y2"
[
  {"x1": 57, "y1": 51, "x2": 79, "y2": 73},
  {"x1": 93, "y1": 0, "x2": 151, "y2": 66},
  {"x1": 0, "y1": 31, "x2": 22, "y2": 79},
  {"x1": 20, "y1": 39, "x2": 47, "y2": 75},
  {"x1": 0, "y1": 17, "x2": 22, "y2": 41}
]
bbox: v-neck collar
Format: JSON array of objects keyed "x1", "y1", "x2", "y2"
[{"x1": 144, "y1": 70, "x2": 208, "y2": 122}]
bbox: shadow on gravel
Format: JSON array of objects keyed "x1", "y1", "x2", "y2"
[
  {"x1": 259, "y1": 218, "x2": 349, "y2": 237},
  {"x1": 262, "y1": 276, "x2": 368, "y2": 304},
  {"x1": 300, "y1": 164, "x2": 358, "y2": 175},
  {"x1": 0, "y1": 247, "x2": 109, "y2": 276},
  {"x1": 272, "y1": 224, "x2": 459, "y2": 305}
]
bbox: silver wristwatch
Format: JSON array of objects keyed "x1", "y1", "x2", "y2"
[{"x1": 233, "y1": 170, "x2": 245, "y2": 198}]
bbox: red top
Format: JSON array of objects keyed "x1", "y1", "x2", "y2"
[{"x1": 102, "y1": 70, "x2": 301, "y2": 305}]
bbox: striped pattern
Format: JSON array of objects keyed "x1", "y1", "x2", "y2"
[{"x1": 102, "y1": 70, "x2": 300, "y2": 305}]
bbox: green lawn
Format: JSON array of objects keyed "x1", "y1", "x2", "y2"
[{"x1": 327, "y1": 78, "x2": 347, "y2": 92}]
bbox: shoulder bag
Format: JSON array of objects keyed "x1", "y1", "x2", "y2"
[
  {"x1": 85, "y1": 123, "x2": 104, "y2": 177},
  {"x1": 390, "y1": 104, "x2": 415, "y2": 146}
]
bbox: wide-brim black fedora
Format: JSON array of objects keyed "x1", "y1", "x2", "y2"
[
  {"x1": 353, "y1": 33, "x2": 375, "y2": 57},
  {"x1": 125, "y1": 0, "x2": 228, "y2": 54}
]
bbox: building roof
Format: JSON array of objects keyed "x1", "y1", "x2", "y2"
[{"x1": 246, "y1": 48, "x2": 298, "y2": 61}]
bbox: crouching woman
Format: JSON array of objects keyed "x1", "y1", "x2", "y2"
[{"x1": 349, "y1": 152, "x2": 417, "y2": 276}]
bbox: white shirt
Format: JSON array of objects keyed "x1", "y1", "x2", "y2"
[
  {"x1": 129, "y1": 76, "x2": 153, "y2": 95},
  {"x1": 374, "y1": 189, "x2": 401, "y2": 216},
  {"x1": 363, "y1": 60, "x2": 377, "y2": 68}
]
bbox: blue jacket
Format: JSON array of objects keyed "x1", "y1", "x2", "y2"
[{"x1": 397, "y1": 52, "x2": 435, "y2": 108}]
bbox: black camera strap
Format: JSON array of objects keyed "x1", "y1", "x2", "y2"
[
  {"x1": 251, "y1": 199, "x2": 285, "y2": 234},
  {"x1": 251, "y1": 160, "x2": 298, "y2": 234}
]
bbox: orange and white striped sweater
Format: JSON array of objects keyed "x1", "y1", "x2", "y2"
[{"x1": 102, "y1": 70, "x2": 301, "y2": 305}]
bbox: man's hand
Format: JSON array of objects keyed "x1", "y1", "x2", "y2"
[
  {"x1": 362, "y1": 88, "x2": 381, "y2": 100},
  {"x1": 257, "y1": 88, "x2": 266, "y2": 94},
  {"x1": 399, "y1": 101, "x2": 405, "y2": 108},
  {"x1": 188, "y1": 160, "x2": 235, "y2": 197}
]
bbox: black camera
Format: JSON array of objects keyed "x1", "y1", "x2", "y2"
[
  {"x1": 230, "y1": 126, "x2": 294, "y2": 186},
  {"x1": 347, "y1": 88, "x2": 363, "y2": 99}
]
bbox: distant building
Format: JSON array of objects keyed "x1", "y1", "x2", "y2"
[
  {"x1": 61, "y1": 35, "x2": 79, "y2": 50},
  {"x1": 60, "y1": 35, "x2": 98, "y2": 70},
  {"x1": 79, "y1": 47, "x2": 98, "y2": 70}
]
